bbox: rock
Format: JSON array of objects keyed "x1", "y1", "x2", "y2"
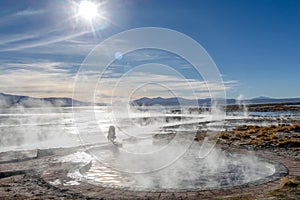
[{"x1": 280, "y1": 177, "x2": 298, "y2": 188}]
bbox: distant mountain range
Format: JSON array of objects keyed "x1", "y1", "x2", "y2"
[
  {"x1": 0, "y1": 93, "x2": 105, "y2": 108},
  {"x1": 1, "y1": 92, "x2": 300, "y2": 108},
  {"x1": 133, "y1": 96, "x2": 300, "y2": 106}
]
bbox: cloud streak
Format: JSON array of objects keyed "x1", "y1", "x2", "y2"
[
  {"x1": 0, "y1": 9, "x2": 45, "y2": 26},
  {"x1": 93, "y1": 71, "x2": 237, "y2": 103},
  {"x1": 0, "y1": 31, "x2": 92, "y2": 52},
  {"x1": 0, "y1": 57, "x2": 237, "y2": 102},
  {"x1": 0, "y1": 5, "x2": 236, "y2": 101}
]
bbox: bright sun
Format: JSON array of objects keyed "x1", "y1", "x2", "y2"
[{"x1": 78, "y1": 1, "x2": 98, "y2": 20}]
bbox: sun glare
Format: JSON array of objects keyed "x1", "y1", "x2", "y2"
[{"x1": 78, "y1": 1, "x2": 98, "y2": 20}]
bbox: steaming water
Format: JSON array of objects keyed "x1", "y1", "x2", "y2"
[
  {"x1": 1, "y1": 106, "x2": 299, "y2": 153},
  {"x1": 0, "y1": 106, "x2": 290, "y2": 190},
  {"x1": 0, "y1": 106, "x2": 204, "y2": 152},
  {"x1": 72, "y1": 142, "x2": 276, "y2": 190},
  {"x1": 231, "y1": 111, "x2": 300, "y2": 117}
]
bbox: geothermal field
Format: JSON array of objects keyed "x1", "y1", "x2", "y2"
[
  {"x1": 1, "y1": 0, "x2": 300, "y2": 199},
  {"x1": 0, "y1": 103, "x2": 299, "y2": 199}
]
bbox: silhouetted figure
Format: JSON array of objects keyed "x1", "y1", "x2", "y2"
[{"x1": 107, "y1": 125, "x2": 116, "y2": 144}]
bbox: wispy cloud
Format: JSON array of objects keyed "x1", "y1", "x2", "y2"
[
  {"x1": 0, "y1": 58, "x2": 80, "y2": 97},
  {"x1": 0, "y1": 53, "x2": 237, "y2": 103},
  {"x1": 0, "y1": 33, "x2": 37, "y2": 46},
  {"x1": 0, "y1": 70, "x2": 74, "y2": 98},
  {"x1": 92, "y1": 71, "x2": 237, "y2": 103},
  {"x1": 0, "y1": 9, "x2": 45, "y2": 26},
  {"x1": 0, "y1": 31, "x2": 93, "y2": 52},
  {"x1": 0, "y1": 3, "x2": 99, "y2": 54},
  {"x1": 0, "y1": 7, "x2": 236, "y2": 101},
  {"x1": 13, "y1": 9, "x2": 45, "y2": 17}
]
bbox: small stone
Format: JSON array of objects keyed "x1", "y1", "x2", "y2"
[
  {"x1": 281, "y1": 177, "x2": 298, "y2": 188},
  {"x1": 292, "y1": 152, "x2": 298, "y2": 156}
]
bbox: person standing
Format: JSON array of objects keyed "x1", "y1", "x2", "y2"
[{"x1": 107, "y1": 125, "x2": 116, "y2": 143}]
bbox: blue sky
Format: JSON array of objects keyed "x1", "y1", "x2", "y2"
[{"x1": 0, "y1": 0, "x2": 300, "y2": 101}]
